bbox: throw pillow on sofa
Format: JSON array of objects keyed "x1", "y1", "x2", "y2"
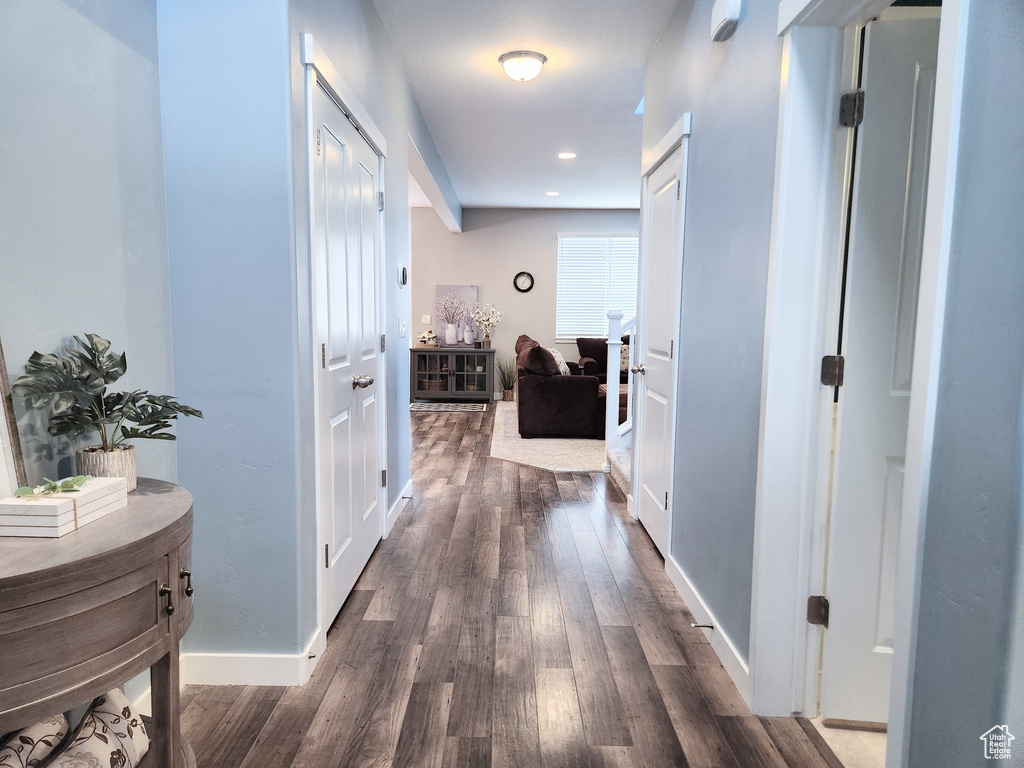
[
  {"x1": 546, "y1": 348, "x2": 571, "y2": 376},
  {"x1": 47, "y1": 688, "x2": 149, "y2": 768},
  {"x1": 0, "y1": 715, "x2": 68, "y2": 768},
  {"x1": 620, "y1": 344, "x2": 630, "y2": 372},
  {"x1": 517, "y1": 345, "x2": 561, "y2": 376}
]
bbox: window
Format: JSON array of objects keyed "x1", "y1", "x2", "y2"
[{"x1": 556, "y1": 234, "x2": 639, "y2": 337}]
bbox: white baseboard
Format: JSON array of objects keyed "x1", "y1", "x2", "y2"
[
  {"x1": 386, "y1": 479, "x2": 413, "y2": 536},
  {"x1": 666, "y1": 554, "x2": 752, "y2": 706},
  {"x1": 132, "y1": 686, "x2": 153, "y2": 717},
  {"x1": 181, "y1": 627, "x2": 324, "y2": 687}
]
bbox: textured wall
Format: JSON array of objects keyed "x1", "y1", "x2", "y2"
[
  {"x1": 157, "y1": 0, "x2": 302, "y2": 653},
  {"x1": 908, "y1": 2, "x2": 1024, "y2": 764},
  {"x1": 411, "y1": 207, "x2": 640, "y2": 381},
  {"x1": 642, "y1": 0, "x2": 783, "y2": 660},
  {"x1": 0, "y1": 0, "x2": 176, "y2": 485}
]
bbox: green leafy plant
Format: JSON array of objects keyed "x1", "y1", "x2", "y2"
[
  {"x1": 496, "y1": 355, "x2": 518, "y2": 391},
  {"x1": 14, "y1": 475, "x2": 90, "y2": 498},
  {"x1": 12, "y1": 334, "x2": 203, "y2": 451}
]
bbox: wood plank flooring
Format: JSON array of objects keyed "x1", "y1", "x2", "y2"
[{"x1": 181, "y1": 409, "x2": 841, "y2": 768}]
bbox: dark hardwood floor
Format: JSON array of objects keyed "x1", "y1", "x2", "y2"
[{"x1": 181, "y1": 408, "x2": 843, "y2": 768}]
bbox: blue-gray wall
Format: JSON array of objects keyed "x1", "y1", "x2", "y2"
[
  {"x1": 643, "y1": 0, "x2": 783, "y2": 661},
  {"x1": 907, "y1": 3, "x2": 1024, "y2": 765},
  {"x1": 157, "y1": 0, "x2": 304, "y2": 654},
  {"x1": 0, "y1": 0, "x2": 176, "y2": 486}
]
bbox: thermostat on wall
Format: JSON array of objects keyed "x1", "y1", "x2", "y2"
[{"x1": 711, "y1": 0, "x2": 742, "y2": 42}]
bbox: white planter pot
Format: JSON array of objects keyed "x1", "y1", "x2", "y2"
[
  {"x1": 77, "y1": 444, "x2": 137, "y2": 492},
  {"x1": 445, "y1": 323, "x2": 458, "y2": 345}
]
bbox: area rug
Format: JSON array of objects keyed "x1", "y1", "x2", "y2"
[
  {"x1": 410, "y1": 402, "x2": 488, "y2": 412},
  {"x1": 489, "y1": 401, "x2": 606, "y2": 472}
]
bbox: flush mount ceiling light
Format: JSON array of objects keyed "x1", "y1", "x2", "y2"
[
  {"x1": 557, "y1": 152, "x2": 577, "y2": 159},
  {"x1": 546, "y1": 191, "x2": 559, "y2": 197},
  {"x1": 499, "y1": 50, "x2": 548, "y2": 82}
]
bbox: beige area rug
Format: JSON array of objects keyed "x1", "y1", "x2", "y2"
[{"x1": 489, "y1": 401, "x2": 607, "y2": 473}]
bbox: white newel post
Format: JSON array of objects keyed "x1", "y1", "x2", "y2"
[{"x1": 604, "y1": 310, "x2": 623, "y2": 472}]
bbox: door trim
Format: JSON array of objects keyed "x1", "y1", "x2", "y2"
[
  {"x1": 301, "y1": 34, "x2": 389, "y2": 680},
  {"x1": 751, "y1": 4, "x2": 971, "y2": 767}
]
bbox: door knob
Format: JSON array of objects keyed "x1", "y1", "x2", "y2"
[
  {"x1": 352, "y1": 374, "x2": 375, "y2": 389},
  {"x1": 631, "y1": 364, "x2": 646, "y2": 375}
]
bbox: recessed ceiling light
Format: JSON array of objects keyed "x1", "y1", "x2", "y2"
[
  {"x1": 499, "y1": 50, "x2": 548, "y2": 82},
  {"x1": 546, "y1": 191, "x2": 559, "y2": 197},
  {"x1": 558, "y1": 152, "x2": 577, "y2": 160}
]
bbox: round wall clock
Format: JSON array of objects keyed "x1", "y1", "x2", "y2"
[{"x1": 513, "y1": 271, "x2": 534, "y2": 293}]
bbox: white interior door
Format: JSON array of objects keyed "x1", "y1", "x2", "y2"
[
  {"x1": 312, "y1": 83, "x2": 383, "y2": 624},
  {"x1": 635, "y1": 144, "x2": 686, "y2": 556},
  {"x1": 821, "y1": 14, "x2": 939, "y2": 724}
]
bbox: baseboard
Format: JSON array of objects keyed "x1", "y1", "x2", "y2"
[
  {"x1": 666, "y1": 554, "x2": 753, "y2": 706},
  {"x1": 181, "y1": 627, "x2": 323, "y2": 687},
  {"x1": 386, "y1": 479, "x2": 413, "y2": 536}
]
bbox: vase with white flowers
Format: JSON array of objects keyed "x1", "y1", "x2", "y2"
[{"x1": 470, "y1": 303, "x2": 502, "y2": 349}]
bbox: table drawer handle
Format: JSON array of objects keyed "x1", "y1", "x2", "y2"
[
  {"x1": 159, "y1": 584, "x2": 175, "y2": 615},
  {"x1": 179, "y1": 569, "x2": 194, "y2": 597}
]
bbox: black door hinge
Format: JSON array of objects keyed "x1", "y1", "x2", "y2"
[
  {"x1": 321, "y1": 343, "x2": 326, "y2": 369},
  {"x1": 821, "y1": 355, "x2": 845, "y2": 387},
  {"x1": 379, "y1": 191, "x2": 385, "y2": 212},
  {"x1": 316, "y1": 129, "x2": 321, "y2": 157},
  {"x1": 807, "y1": 595, "x2": 830, "y2": 627},
  {"x1": 382, "y1": 469, "x2": 387, "y2": 487},
  {"x1": 839, "y1": 89, "x2": 865, "y2": 128},
  {"x1": 381, "y1": 334, "x2": 386, "y2": 353},
  {"x1": 325, "y1": 543, "x2": 329, "y2": 568},
  {"x1": 676, "y1": 180, "x2": 681, "y2": 200}
]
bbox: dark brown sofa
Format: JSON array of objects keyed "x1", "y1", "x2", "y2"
[
  {"x1": 576, "y1": 336, "x2": 630, "y2": 385},
  {"x1": 515, "y1": 334, "x2": 607, "y2": 439}
]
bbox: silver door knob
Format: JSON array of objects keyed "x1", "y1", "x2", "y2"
[
  {"x1": 352, "y1": 374, "x2": 375, "y2": 389},
  {"x1": 630, "y1": 364, "x2": 646, "y2": 375}
]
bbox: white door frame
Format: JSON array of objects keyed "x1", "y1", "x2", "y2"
[
  {"x1": 750, "y1": 2, "x2": 970, "y2": 766},
  {"x1": 300, "y1": 33, "x2": 389, "y2": 678}
]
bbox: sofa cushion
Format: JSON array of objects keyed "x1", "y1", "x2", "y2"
[
  {"x1": 575, "y1": 337, "x2": 607, "y2": 367},
  {"x1": 518, "y1": 345, "x2": 561, "y2": 376},
  {"x1": 515, "y1": 334, "x2": 539, "y2": 356}
]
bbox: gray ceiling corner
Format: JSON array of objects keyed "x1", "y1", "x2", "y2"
[{"x1": 372, "y1": 0, "x2": 677, "y2": 210}]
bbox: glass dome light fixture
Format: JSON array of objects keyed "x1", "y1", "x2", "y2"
[{"x1": 499, "y1": 50, "x2": 548, "y2": 82}]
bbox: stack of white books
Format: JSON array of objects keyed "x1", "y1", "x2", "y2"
[{"x1": 0, "y1": 476, "x2": 129, "y2": 538}]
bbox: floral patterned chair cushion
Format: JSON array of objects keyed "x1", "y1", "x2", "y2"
[
  {"x1": 0, "y1": 715, "x2": 68, "y2": 768},
  {"x1": 47, "y1": 689, "x2": 148, "y2": 768}
]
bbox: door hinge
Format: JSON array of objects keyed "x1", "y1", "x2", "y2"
[
  {"x1": 670, "y1": 340, "x2": 674, "y2": 359},
  {"x1": 839, "y1": 89, "x2": 865, "y2": 128},
  {"x1": 324, "y1": 543, "x2": 329, "y2": 568},
  {"x1": 381, "y1": 334, "x2": 386, "y2": 353},
  {"x1": 382, "y1": 469, "x2": 387, "y2": 488},
  {"x1": 664, "y1": 492, "x2": 669, "y2": 511},
  {"x1": 820, "y1": 355, "x2": 845, "y2": 387},
  {"x1": 676, "y1": 180, "x2": 681, "y2": 200},
  {"x1": 316, "y1": 129, "x2": 321, "y2": 157},
  {"x1": 321, "y1": 343, "x2": 326, "y2": 369},
  {"x1": 379, "y1": 191, "x2": 385, "y2": 212},
  {"x1": 807, "y1": 595, "x2": 830, "y2": 628}
]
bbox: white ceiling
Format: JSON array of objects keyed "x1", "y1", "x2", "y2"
[{"x1": 374, "y1": 0, "x2": 678, "y2": 210}]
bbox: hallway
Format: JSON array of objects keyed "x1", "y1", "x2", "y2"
[{"x1": 180, "y1": 409, "x2": 842, "y2": 767}]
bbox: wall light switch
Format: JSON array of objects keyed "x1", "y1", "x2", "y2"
[
  {"x1": 421, "y1": 314, "x2": 431, "y2": 324},
  {"x1": 399, "y1": 319, "x2": 407, "y2": 338}
]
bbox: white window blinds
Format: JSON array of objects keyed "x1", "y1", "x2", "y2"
[{"x1": 556, "y1": 234, "x2": 639, "y2": 337}]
